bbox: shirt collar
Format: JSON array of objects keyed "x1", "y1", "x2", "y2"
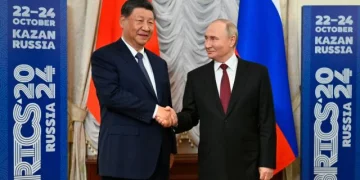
[
  {"x1": 122, "y1": 37, "x2": 145, "y2": 57},
  {"x1": 214, "y1": 53, "x2": 237, "y2": 71}
]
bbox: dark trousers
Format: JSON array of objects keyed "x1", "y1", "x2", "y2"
[
  {"x1": 101, "y1": 142, "x2": 170, "y2": 180},
  {"x1": 101, "y1": 163, "x2": 168, "y2": 180}
]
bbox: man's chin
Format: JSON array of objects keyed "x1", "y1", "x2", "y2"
[
  {"x1": 136, "y1": 39, "x2": 149, "y2": 46},
  {"x1": 207, "y1": 54, "x2": 215, "y2": 59}
]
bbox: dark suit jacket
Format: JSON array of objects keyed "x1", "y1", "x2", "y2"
[
  {"x1": 91, "y1": 39, "x2": 177, "y2": 179},
  {"x1": 176, "y1": 57, "x2": 276, "y2": 180}
]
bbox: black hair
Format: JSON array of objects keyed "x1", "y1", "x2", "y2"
[{"x1": 121, "y1": 0, "x2": 155, "y2": 18}]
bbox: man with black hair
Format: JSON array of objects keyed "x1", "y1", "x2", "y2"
[{"x1": 91, "y1": 0, "x2": 177, "y2": 179}]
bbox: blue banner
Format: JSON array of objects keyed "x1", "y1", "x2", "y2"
[
  {"x1": 0, "y1": 0, "x2": 67, "y2": 179},
  {"x1": 301, "y1": 6, "x2": 360, "y2": 180}
]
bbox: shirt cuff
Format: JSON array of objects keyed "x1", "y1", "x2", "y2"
[{"x1": 152, "y1": 104, "x2": 159, "y2": 119}]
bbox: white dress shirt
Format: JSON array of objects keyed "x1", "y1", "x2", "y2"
[
  {"x1": 122, "y1": 38, "x2": 158, "y2": 118},
  {"x1": 214, "y1": 53, "x2": 238, "y2": 95}
]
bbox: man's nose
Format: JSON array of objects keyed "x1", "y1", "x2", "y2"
[
  {"x1": 205, "y1": 40, "x2": 211, "y2": 48},
  {"x1": 142, "y1": 23, "x2": 151, "y2": 31}
]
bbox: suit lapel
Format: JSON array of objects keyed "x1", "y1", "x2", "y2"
[
  {"x1": 205, "y1": 61, "x2": 225, "y2": 117},
  {"x1": 226, "y1": 57, "x2": 249, "y2": 116},
  {"x1": 146, "y1": 49, "x2": 163, "y2": 103},
  {"x1": 116, "y1": 39, "x2": 158, "y2": 101}
]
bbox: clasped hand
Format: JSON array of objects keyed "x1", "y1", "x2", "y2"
[{"x1": 155, "y1": 106, "x2": 177, "y2": 127}]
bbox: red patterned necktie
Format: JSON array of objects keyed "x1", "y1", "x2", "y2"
[{"x1": 219, "y1": 64, "x2": 231, "y2": 113}]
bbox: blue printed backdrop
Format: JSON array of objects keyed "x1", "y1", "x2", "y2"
[
  {"x1": 0, "y1": 0, "x2": 67, "y2": 179},
  {"x1": 301, "y1": 6, "x2": 360, "y2": 180}
]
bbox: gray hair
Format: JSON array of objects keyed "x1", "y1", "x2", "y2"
[{"x1": 211, "y1": 19, "x2": 238, "y2": 47}]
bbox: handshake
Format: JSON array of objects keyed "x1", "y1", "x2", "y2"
[{"x1": 155, "y1": 106, "x2": 178, "y2": 128}]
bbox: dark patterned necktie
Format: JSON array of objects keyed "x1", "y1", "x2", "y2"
[{"x1": 135, "y1": 52, "x2": 154, "y2": 90}]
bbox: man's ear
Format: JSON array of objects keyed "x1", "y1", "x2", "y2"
[
  {"x1": 120, "y1": 16, "x2": 126, "y2": 28},
  {"x1": 230, "y1": 35, "x2": 236, "y2": 48}
]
